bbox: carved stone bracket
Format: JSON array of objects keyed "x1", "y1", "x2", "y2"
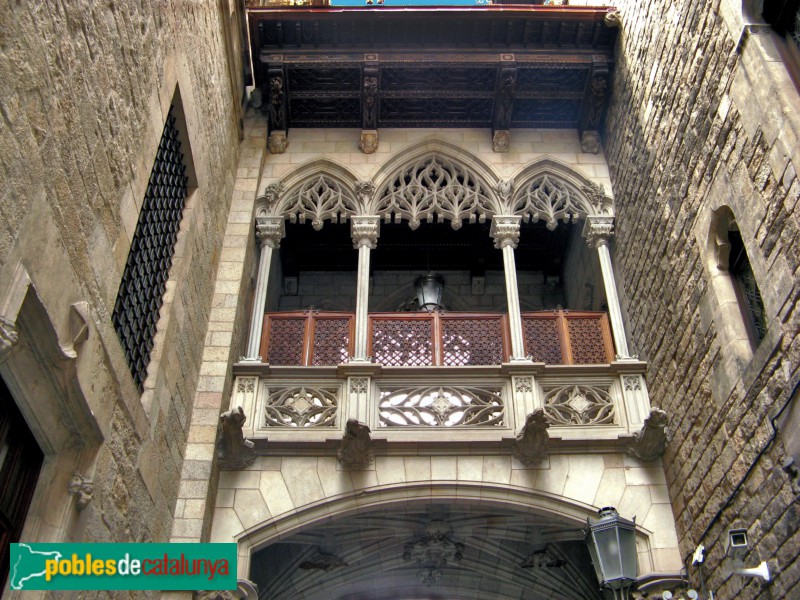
[
  {"x1": 68, "y1": 473, "x2": 94, "y2": 510},
  {"x1": 582, "y1": 215, "x2": 615, "y2": 248},
  {"x1": 492, "y1": 130, "x2": 511, "y2": 153},
  {"x1": 337, "y1": 418, "x2": 374, "y2": 469},
  {"x1": 256, "y1": 215, "x2": 285, "y2": 249},
  {"x1": 218, "y1": 407, "x2": 257, "y2": 470},
  {"x1": 0, "y1": 315, "x2": 19, "y2": 364},
  {"x1": 626, "y1": 408, "x2": 671, "y2": 462},
  {"x1": 604, "y1": 9, "x2": 622, "y2": 28},
  {"x1": 513, "y1": 408, "x2": 550, "y2": 466},
  {"x1": 490, "y1": 215, "x2": 522, "y2": 249},
  {"x1": 359, "y1": 130, "x2": 378, "y2": 154},
  {"x1": 580, "y1": 131, "x2": 601, "y2": 154},
  {"x1": 351, "y1": 215, "x2": 381, "y2": 250},
  {"x1": 268, "y1": 131, "x2": 288, "y2": 155}
]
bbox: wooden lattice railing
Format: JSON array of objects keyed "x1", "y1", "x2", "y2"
[
  {"x1": 522, "y1": 310, "x2": 615, "y2": 364},
  {"x1": 260, "y1": 310, "x2": 614, "y2": 366}
]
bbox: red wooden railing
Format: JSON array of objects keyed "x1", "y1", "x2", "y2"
[{"x1": 261, "y1": 310, "x2": 613, "y2": 366}]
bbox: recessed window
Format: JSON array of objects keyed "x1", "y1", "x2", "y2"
[
  {"x1": 728, "y1": 226, "x2": 767, "y2": 345},
  {"x1": 112, "y1": 105, "x2": 189, "y2": 391}
]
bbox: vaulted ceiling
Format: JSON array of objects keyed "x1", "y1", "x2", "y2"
[{"x1": 250, "y1": 503, "x2": 603, "y2": 600}]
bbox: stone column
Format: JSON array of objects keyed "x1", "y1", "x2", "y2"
[
  {"x1": 583, "y1": 216, "x2": 631, "y2": 360},
  {"x1": 491, "y1": 215, "x2": 529, "y2": 362},
  {"x1": 350, "y1": 215, "x2": 380, "y2": 362},
  {"x1": 244, "y1": 216, "x2": 285, "y2": 361}
]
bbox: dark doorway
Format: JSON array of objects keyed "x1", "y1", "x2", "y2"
[{"x1": 0, "y1": 376, "x2": 44, "y2": 587}]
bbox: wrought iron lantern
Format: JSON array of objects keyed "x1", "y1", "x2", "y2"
[
  {"x1": 585, "y1": 507, "x2": 638, "y2": 600},
  {"x1": 414, "y1": 273, "x2": 445, "y2": 311}
]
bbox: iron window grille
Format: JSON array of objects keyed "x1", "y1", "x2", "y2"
[{"x1": 112, "y1": 105, "x2": 188, "y2": 391}]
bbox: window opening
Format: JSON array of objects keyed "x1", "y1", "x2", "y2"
[
  {"x1": 728, "y1": 227, "x2": 767, "y2": 345},
  {"x1": 112, "y1": 105, "x2": 188, "y2": 391},
  {"x1": 0, "y1": 378, "x2": 44, "y2": 588}
]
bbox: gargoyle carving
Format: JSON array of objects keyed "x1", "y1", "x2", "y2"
[
  {"x1": 337, "y1": 419, "x2": 374, "y2": 469},
  {"x1": 68, "y1": 473, "x2": 94, "y2": 510},
  {"x1": 218, "y1": 407, "x2": 256, "y2": 470},
  {"x1": 626, "y1": 408, "x2": 670, "y2": 462},
  {"x1": 513, "y1": 409, "x2": 550, "y2": 465}
]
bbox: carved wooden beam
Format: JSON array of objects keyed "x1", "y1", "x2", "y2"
[
  {"x1": 267, "y1": 63, "x2": 289, "y2": 154},
  {"x1": 492, "y1": 64, "x2": 517, "y2": 153},
  {"x1": 578, "y1": 57, "x2": 610, "y2": 154},
  {"x1": 360, "y1": 62, "x2": 379, "y2": 154}
]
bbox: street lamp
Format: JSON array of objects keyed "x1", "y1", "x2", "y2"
[
  {"x1": 414, "y1": 272, "x2": 445, "y2": 311},
  {"x1": 586, "y1": 507, "x2": 638, "y2": 600}
]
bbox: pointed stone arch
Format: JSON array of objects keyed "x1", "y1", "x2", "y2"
[
  {"x1": 510, "y1": 158, "x2": 614, "y2": 230},
  {"x1": 370, "y1": 139, "x2": 503, "y2": 230},
  {"x1": 233, "y1": 480, "x2": 660, "y2": 591},
  {"x1": 259, "y1": 159, "x2": 362, "y2": 229}
]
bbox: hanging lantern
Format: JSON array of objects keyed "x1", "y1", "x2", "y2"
[
  {"x1": 585, "y1": 507, "x2": 638, "y2": 599},
  {"x1": 414, "y1": 273, "x2": 445, "y2": 311}
]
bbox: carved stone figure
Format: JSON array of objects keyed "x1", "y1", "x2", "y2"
[
  {"x1": 0, "y1": 315, "x2": 18, "y2": 364},
  {"x1": 68, "y1": 473, "x2": 94, "y2": 510},
  {"x1": 513, "y1": 408, "x2": 550, "y2": 465},
  {"x1": 604, "y1": 9, "x2": 622, "y2": 28},
  {"x1": 269, "y1": 76, "x2": 286, "y2": 130},
  {"x1": 627, "y1": 408, "x2": 670, "y2": 462},
  {"x1": 337, "y1": 418, "x2": 374, "y2": 468},
  {"x1": 218, "y1": 406, "x2": 256, "y2": 470},
  {"x1": 362, "y1": 76, "x2": 378, "y2": 127}
]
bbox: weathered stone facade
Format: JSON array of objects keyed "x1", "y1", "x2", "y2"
[
  {"x1": 605, "y1": 0, "x2": 800, "y2": 597},
  {"x1": 0, "y1": 0, "x2": 245, "y2": 586}
]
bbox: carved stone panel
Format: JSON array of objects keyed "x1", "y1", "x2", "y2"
[
  {"x1": 378, "y1": 385, "x2": 504, "y2": 427},
  {"x1": 541, "y1": 384, "x2": 615, "y2": 425},
  {"x1": 263, "y1": 386, "x2": 339, "y2": 427}
]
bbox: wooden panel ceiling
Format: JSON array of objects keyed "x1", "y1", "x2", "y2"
[{"x1": 247, "y1": 7, "x2": 618, "y2": 130}]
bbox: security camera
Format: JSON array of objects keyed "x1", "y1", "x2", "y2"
[{"x1": 726, "y1": 528, "x2": 748, "y2": 562}]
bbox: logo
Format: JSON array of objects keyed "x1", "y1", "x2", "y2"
[{"x1": 9, "y1": 543, "x2": 237, "y2": 591}]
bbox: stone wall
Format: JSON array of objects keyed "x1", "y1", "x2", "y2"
[
  {"x1": 605, "y1": 0, "x2": 800, "y2": 596},
  {"x1": 0, "y1": 0, "x2": 243, "y2": 557}
]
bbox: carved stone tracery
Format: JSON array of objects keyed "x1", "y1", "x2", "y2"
[
  {"x1": 277, "y1": 175, "x2": 359, "y2": 230},
  {"x1": 264, "y1": 386, "x2": 338, "y2": 427},
  {"x1": 375, "y1": 156, "x2": 496, "y2": 230},
  {"x1": 379, "y1": 385, "x2": 504, "y2": 427},
  {"x1": 542, "y1": 384, "x2": 615, "y2": 425},
  {"x1": 512, "y1": 175, "x2": 608, "y2": 231}
]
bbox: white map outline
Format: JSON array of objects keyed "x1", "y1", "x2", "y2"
[{"x1": 10, "y1": 543, "x2": 63, "y2": 590}]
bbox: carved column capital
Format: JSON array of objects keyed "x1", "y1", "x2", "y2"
[
  {"x1": 490, "y1": 215, "x2": 522, "y2": 249},
  {"x1": 351, "y1": 215, "x2": 380, "y2": 250},
  {"x1": 0, "y1": 315, "x2": 19, "y2": 364},
  {"x1": 256, "y1": 216, "x2": 285, "y2": 249},
  {"x1": 582, "y1": 215, "x2": 615, "y2": 248}
]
